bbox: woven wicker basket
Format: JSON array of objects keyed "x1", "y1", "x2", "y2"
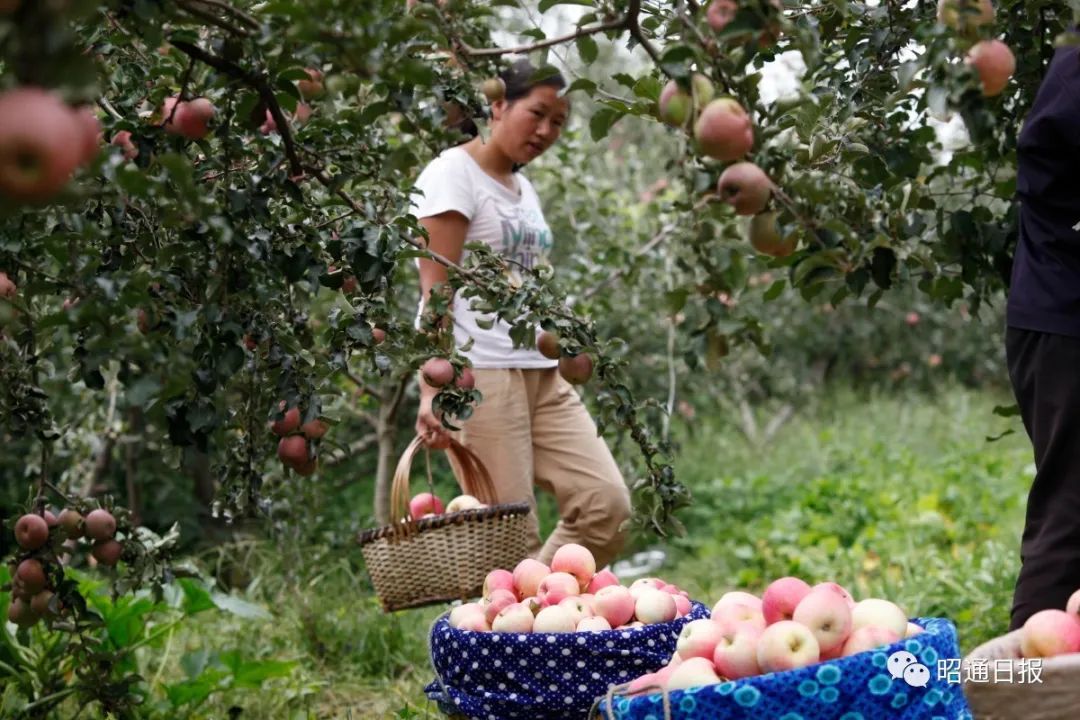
[
  {"x1": 962, "y1": 629, "x2": 1080, "y2": 719},
  {"x1": 357, "y1": 436, "x2": 532, "y2": 612}
]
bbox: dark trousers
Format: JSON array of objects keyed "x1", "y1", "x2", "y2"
[{"x1": 1006, "y1": 327, "x2": 1080, "y2": 630}]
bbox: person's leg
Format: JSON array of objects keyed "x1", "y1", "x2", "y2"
[
  {"x1": 446, "y1": 368, "x2": 542, "y2": 557},
  {"x1": 527, "y1": 368, "x2": 632, "y2": 569},
  {"x1": 1006, "y1": 327, "x2": 1080, "y2": 630}
]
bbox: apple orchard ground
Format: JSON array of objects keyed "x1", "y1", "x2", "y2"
[{"x1": 165, "y1": 386, "x2": 1030, "y2": 718}]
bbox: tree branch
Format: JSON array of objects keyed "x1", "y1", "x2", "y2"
[
  {"x1": 176, "y1": 0, "x2": 251, "y2": 36},
  {"x1": 460, "y1": 17, "x2": 628, "y2": 57},
  {"x1": 169, "y1": 38, "x2": 305, "y2": 178},
  {"x1": 626, "y1": 0, "x2": 664, "y2": 67}
]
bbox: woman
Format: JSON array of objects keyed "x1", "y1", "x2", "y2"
[{"x1": 411, "y1": 59, "x2": 632, "y2": 569}]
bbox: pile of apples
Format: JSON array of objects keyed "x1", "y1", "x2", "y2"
[
  {"x1": 407, "y1": 491, "x2": 487, "y2": 520},
  {"x1": 1016, "y1": 587, "x2": 1080, "y2": 658},
  {"x1": 447, "y1": 544, "x2": 693, "y2": 634},
  {"x1": 627, "y1": 576, "x2": 923, "y2": 694}
]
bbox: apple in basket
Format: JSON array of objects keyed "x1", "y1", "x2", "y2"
[
  {"x1": 483, "y1": 568, "x2": 516, "y2": 600},
  {"x1": 446, "y1": 494, "x2": 486, "y2": 513},
  {"x1": 713, "y1": 621, "x2": 764, "y2": 679},
  {"x1": 587, "y1": 568, "x2": 620, "y2": 593},
  {"x1": 484, "y1": 589, "x2": 518, "y2": 626},
  {"x1": 792, "y1": 587, "x2": 854, "y2": 656},
  {"x1": 666, "y1": 657, "x2": 722, "y2": 691},
  {"x1": 513, "y1": 558, "x2": 550, "y2": 599},
  {"x1": 537, "y1": 572, "x2": 579, "y2": 606},
  {"x1": 757, "y1": 620, "x2": 820, "y2": 672},
  {"x1": 842, "y1": 626, "x2": 901, "y2": 656},
  {"x1": 635, "y1": 588, "x2": 677, "y2": 624},
  {"x1": 533, "y1": 605, "x2": 576, "y2": 633},
  {"x1": 408, "y1": 492, "x2": 443, "y2": 519},
  {"x1": 850, "y1": 598, "x2": 908, "y2": 638},
  {"x1": 1020, "y1": 609, "x2": 1080, "y2": 658},
  {"x1": 593, "y1": 585, "x2": 636, "y2": 627},
  {"x1": 550, "y1": 543, "x2": 596, "y2": 590},
  {"x1": 676, "y1": 619, "x2": 726, "y2": 661},
  {"x1": 762, "y1": 576, "x2": 812, "y2": 624},
  {"x1": 492, "y1": 602, "x2": 535, "y2": 633},
  {"x1": 577, "y1": 616, "x2": 611, "y2": 632}
]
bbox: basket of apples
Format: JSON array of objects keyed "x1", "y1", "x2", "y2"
[
  {"x1": 357, "y1": 435, "x2": 532, "y2": 612},
  {"x1": 425, "y1": 545, "x2": 709, "y2": 720},
  {"x1": 961, "y1": 587, "x2": 1080, "y2": 719},
  {"x1": 593, "y1": 576, "x2": 970, "y2": 720}
]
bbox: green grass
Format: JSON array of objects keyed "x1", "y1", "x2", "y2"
[{"x1": 92, "y1": 386, "x2": 1035, "y2": 719}]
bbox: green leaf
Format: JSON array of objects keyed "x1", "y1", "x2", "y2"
[
  {"x1": 177, "y1": 578, "x2": 216, "y2": 616},
  {"x1": 576, "y1": 34, "x2": 599, "y2": 64},
  {"x1": 992, "y1": 404, "x2": 1021, "y2": 418},
  {"x1": 566, "y1": 78, "x2": 598, "y2": 95},
  {"x1": 539, "y1": 0, "x2": 594, "y2": 12},
  {"x1": 211, "y1": 593, "x2": 272, "y2": 620},
  {"x1": 589, "y1": 107, "x2": 622, "y2": 141}
]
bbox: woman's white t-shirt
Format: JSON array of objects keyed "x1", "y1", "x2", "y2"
[{"x1": 411, "y1": 145, "x2": 557, "y2": 369}]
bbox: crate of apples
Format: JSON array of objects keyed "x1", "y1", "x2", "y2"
[
  {"x1": 596, "y1": 575, "x2": 969, "y2": 720},
  {"x1": 426, "y1": 544, "x2": 709, "y2": 720},
  {"x1": 962, "y1": 587, "x2": 1080, "y2": 719}
]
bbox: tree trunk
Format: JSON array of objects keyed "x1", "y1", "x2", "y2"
[{"x1": 373, "y1": 376, "x2": 409, "y2": 525}]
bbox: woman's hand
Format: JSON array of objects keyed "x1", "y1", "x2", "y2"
[{"x1": 416, "y1": 382, "x2": 452, "y2": 449}]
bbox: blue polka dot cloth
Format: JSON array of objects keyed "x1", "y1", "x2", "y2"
[
  {"x1": 426, "y1": 602, "x2": 710, "y2": 720},
  {"x1": 596, "y1": 617, "x2": 973, "y2": 720}
]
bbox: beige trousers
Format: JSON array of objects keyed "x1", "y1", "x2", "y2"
[{"x1": 447, "y1": 367, "x2": 632, "y2": 569}]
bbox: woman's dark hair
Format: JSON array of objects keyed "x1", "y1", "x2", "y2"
[{"x1": 499, "y1": 58, "x2": 567, "y2": 102}]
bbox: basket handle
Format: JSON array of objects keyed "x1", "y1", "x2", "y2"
[
  {"x1": 589, "y1": 680, "x2": 672, "y2": 720},
  {"x1": 388, "y1": 435, "x2": 498, "y2": 524}
]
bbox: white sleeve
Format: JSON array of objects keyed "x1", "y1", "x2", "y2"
[{"x1": 412, "y1": 154, "x2": 476, "y2": 221}]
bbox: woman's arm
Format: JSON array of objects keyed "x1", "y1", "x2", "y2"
[{"x1": 415, "y1": 210, "x2": 469, "y2": 448}]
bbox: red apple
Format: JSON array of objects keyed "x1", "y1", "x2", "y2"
[
  {"x1": 718, "y1": 162, "x2": 773, "y2": 216},
  {"x1": 176, "y1": 97, "x2": 215, "y2": 140},
  {"x1": 677, "y1": 618, "x2": 726, "y2": 661},
  {"x1": 537, "y1": 572, "x2": 579, "y2": 607},
  {"x1": 0, "y1": 271, "x2": 16, "y2": 298},
  {"x1": 513, "y1": 558, "x2": 551, "y2": 598},
  {"x1": 484, "y1": 588, "x2": 518, "y2": 626},
  {"x1": 72, "y1": 105, "x2": 102, "y2": 166},
  {"x1": 297, "y1": 68, "x2": 324, "y2": 100},
  {"x1": 0, "y1": 87, "x2": 83, "y2": 202},
  {"x1": 1020, "y1": 609, "x2": 1080, "y2": 658},
  {"x1": 421, "y1": 357, "x2": 454, "y2": 387},
  {"x1": 762, "y1": 576, "x2": 812, "y2": 625},
  {"x1": 593, "y1": 584, "x2": 636, "y2": 627},
  {"x1": 111, "y1": 130, "x2": 139, "y2": 160},
  {"x1": 792, "y1": 587, "x2": 853, "y2": 655},
  {"x1": 301, "y1": 419, "x2": 328, "y2": 440},
  {"x1": 483, "y1": 568, "x2": 516, "y2": 599},
  {"x1": 842, "y1": 626, "x2": 901, "y2": 656},
  {"x1": 408, "y1": 492, "x2": 444, "y2": 519},
  {"x1": 966, "y1": 39, "x2": 1015, "y2": 97},
  {"x1": 658, "y1": 81, "x2": 692, "y2": 127},
  {"x1": 558, "y1": 353, "x2": 593, "y2": 385},
  {"x1": 586, "y1": 568, "x2": 620, "y2": 594},
  {"x1": 536, "y1": 330, "x2": 561, "y2": 359},
  {"x1": 271, "y1": 402, "x2": 301, "y2": 436},
  {"x1": 277, "y1": 435, "x2": 309, "y2": 469},
  {"x1": 713, "y1": 621, "x2": 764, "y2": 679},
  {"x1": 550, "y1": 543, "x2": 596, "y2": 590},
  {"x1": 14, "y1": 513, "x2": 49, "y2": 550},
  {"x1": 16, "y1": 558, "x2": 46, "y2": 594},
  {"x1": 92, "y1": 538, "x2": 124, "y2": 566},
  {"x1": 84, "y1": 508, "x2": 117, "y2": 541},
  {"x1": 706, "y1": 0, "x2": 737, "y2": 32},
  {"x1": 694, "y1": 98, "x2": 754, "y2": 161}
]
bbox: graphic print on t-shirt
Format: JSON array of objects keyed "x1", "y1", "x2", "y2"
[{"x1": 496, "y1": 203, "x2": 552, "y2": 274}]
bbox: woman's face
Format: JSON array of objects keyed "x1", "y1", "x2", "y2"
[{"x1": 491, "y1": 85, "x2": 570, "y2": 164}]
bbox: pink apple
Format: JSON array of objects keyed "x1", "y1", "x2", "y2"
[
  {"x1": 713, "y1": 591, "x2": 763, "y2": 614},
  {"x1": 757, "y1": 620, "x2": 821, "y2": 673},
  {"x1": 666, "y1": 657, "x2": 721, "y2": 691},
  {"x1": 492, "y1": 602, "x2": 535, "y2": 633},
  {"x1": 457, "y1": 614, "x2": 491, "y2": 632},
  {"x1": 408, "y1": 492, "x2": 444, "y2": 519},
  {"x1": 636, "y1": 588, "x2": 678, "y2": 625},
  {"x1": 713, "y1": 622, "x2": 764, "y2": 679},
  {"x1": 1066, "y1": 588, "x2": 1080, "y2": 616},
  {"x1": 551, "y1": 543, "x2": 596, "y2": 590},
  {"x1": 812, "y1": 581, "x2": 855, "y2": 607},
  {"x1": 851, "y1": 598, "x2": 908, "y2": 638},
  {"x1": 512, "y1": 558, "x2": 550, "y2": 599},
  {"x1": 626, "y1": 671, "x2": 661, "y2": 696},
  {"x1": 673, "y1": 594, "x2": 692, "y2": 617},
  {"x1": 586, "y1": 568, "x2": 620, "y2": 594},
  {"x1": 1020, "y1": 609, "x2": 1080, "y2": 658},
  {"x1": 762, "y1": 577, "x2": 812, "y2": 625},
  {"x1": 792, "y1": 588, "x2": 853, "y2": 655},
  {"x1": 449, "y1": 602, "x2": 484, "y2": 628},
  {"x1": 905, "y1": 622, "x2": 925, "y2": 638},
  {"x1": 537, "y1": 572, "x2": 579, "y2": 607},
  {"x1": 820, "y1": 645, "x2": 843, "y2": 661},
  {"x1": 677, "y1": 619, "x2": 726, "y2": 661},
  {"x1": 712, "y1": 600, "x2": 767, "y2": 632},
  {"x1": 558, "y1": 596, "x2": 594, "y2": 625},
  {"x1": 841, "y1": 626, "x2": 901, "y2": 657},
  {"x1": 533, "y1": 605, "x2": 576, "y2": 633},
  {"x1": 520, "y1": 596, "x2": 540, "y2": 615},
  {"x1": 629, "y1": 577, "x2": 666, "y2": 600},
  {"x1": 484, "y1": 589, "x2": 518, "y2": 626},
  {"x1": 593, "y1": 585, "x2": 636, "y2": 627},
  {"x1": 577, "y1": 616, "x2": 612, "y2": 632},
  {"x1": 484, "y1": 568, "x2": 516, "y2": 599}
]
